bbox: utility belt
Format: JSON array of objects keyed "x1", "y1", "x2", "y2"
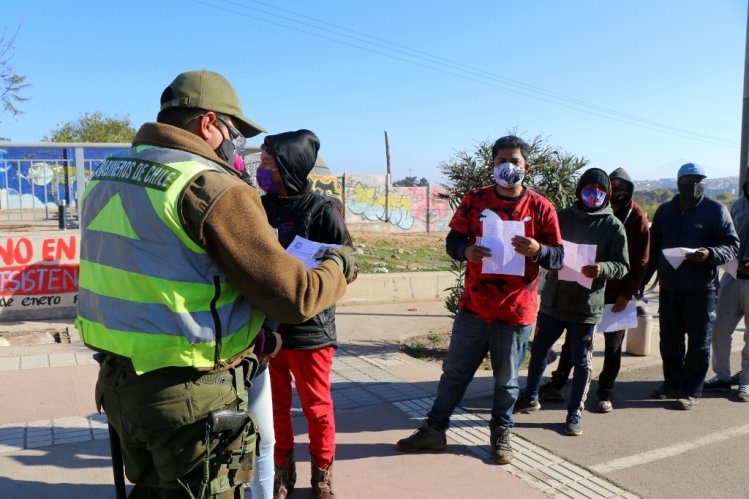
[{"x1": 98, "y1": 353, "x2": 259, "y2": 390}]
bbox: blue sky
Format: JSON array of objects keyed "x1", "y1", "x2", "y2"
[{"x1": 1, "y1": 1, "x2": 747, "y2": 183}]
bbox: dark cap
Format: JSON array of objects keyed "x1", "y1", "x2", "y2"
[{"x1": 160, "y1": 70, "x2": 265, "y2": 138}]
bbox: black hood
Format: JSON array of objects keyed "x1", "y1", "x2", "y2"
[
  {"x1": 609, "y1": 167, "x2": 633, "y2": 195},
  {"x1": 263, "y1": 129, "x2": 320, "y2": 195}
]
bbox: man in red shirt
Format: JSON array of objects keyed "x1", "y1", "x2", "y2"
[{"x1": 396, "y1": 135, "x2": 563, "y2": 464}]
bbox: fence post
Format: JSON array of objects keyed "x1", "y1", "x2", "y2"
[{"x1": 426, "y1": 183, "x2": 431, "y2": 233}]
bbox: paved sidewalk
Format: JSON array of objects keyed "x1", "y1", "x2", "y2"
[{"x1": 0, "y1": 298, "x2": 664, "y2": 498}]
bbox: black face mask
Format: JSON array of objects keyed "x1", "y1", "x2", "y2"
[
  {"x1": 678, "y1": 182, "x2": 704, "y2": 205},
  {"x1": 214, "y1": 139, "x2": 235, "y2": 163},
  {"x1": 610, "y1": 188, "x2": 631, "y2": 205}
]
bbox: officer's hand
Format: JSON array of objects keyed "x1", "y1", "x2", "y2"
[
  {"x1": 685, "y1": 248, "x2": 709, "y2": 263},
  {"x1": 464, "y1": 244, "x2": 492, "y2": 262},
  {"x1": 320, "y1": 246, "x2": 358, "y2": 283},
  {"x1": 581, "y1": 264, "x2": 602, "y2": 279}
]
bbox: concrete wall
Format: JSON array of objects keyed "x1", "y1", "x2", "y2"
[{"x1": 0, "y1": 225, "x2": 451, "y2": 321}]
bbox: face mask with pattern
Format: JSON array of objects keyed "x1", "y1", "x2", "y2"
[
  {"x1": 492, "y1": 162, "x2": 525, "y2": 188},
  {"x1": 580, "y1": 187, "x2": 607, "y2": 210}
]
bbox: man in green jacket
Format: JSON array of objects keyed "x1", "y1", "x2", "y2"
[
  {"x1": 77, "y1": 70, "x2": 355, "y2": 498},
  {"x1": 514, "y1": 168, "x2": 629, "y2": 436}
]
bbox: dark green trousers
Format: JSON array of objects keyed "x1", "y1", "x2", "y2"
[{"x1": 96, "y1": 359, "x2": 245, "y2": 498}]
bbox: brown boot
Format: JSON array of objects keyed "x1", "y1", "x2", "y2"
[
  {"x1": 310, "y1": 456, "x2": 335, "y2": 498},
  {"x1": 273, "y1": 452, "x2": 296, "y2": 499}
]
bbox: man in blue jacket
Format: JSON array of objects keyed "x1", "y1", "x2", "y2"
[{"x1": 644, "y1": 163, "x2": 739, "y2": 410}]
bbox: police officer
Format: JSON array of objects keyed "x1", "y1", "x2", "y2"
[{"x1": 76, "y1": 70, "x2": 355, "y2": 498}]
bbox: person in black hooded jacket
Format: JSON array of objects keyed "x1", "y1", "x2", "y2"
[{"x1": 258, "y1": 129, "x2": 352, "y2": 499}]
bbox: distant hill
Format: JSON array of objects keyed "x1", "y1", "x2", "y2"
[{"x1": 634, "y1": 176, "x2": 740, "y2": 196}]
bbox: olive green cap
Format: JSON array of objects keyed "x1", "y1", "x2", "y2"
[{"x1": 160, "y1": 70, "x2": 265, "y2": 137}]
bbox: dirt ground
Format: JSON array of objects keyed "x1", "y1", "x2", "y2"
[{"x1": 350, "y1": 230, "x2": 446, "y2": 250}]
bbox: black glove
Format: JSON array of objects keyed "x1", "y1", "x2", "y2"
[{"x1": 319, "y1": 246, "x2": 358, "y2": 283}]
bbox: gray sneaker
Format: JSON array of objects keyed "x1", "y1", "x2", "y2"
[
  {"x1": 396, "y1": 421, "x2": 447, "y2": 452},
  {"x1": 513, "y1": 397, "x2": 541, "y2": 414},
  {"x1": 673, "y1": 397, "x2": 699, "y2": 410},
  {"x1": 737, "y1": 384, "x2": 749, "y2": 403},
  {"x1": 596, "y1": 400, "x2": 613, "y2": 413},
  {"x1": 490, "y1": 426, "x2": 513, "y2": 465},
  {"x1": 565, "y1": 411, "x2": 583, "y2": 436}
]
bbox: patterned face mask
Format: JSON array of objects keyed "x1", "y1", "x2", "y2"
[
  {"x1": 580, "y1": 187, "x2": 607, "y2": 210},
  {"x1": 492, "y1": 162, "x2": 525, "y2": 188}
]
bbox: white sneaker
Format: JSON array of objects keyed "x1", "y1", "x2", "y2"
[
  {"x1": 596, "y1": 400, "x2": 613, "y2": 413},
  {"x1": 738, "y1": 384, "x2": 749, "y2": 403}
]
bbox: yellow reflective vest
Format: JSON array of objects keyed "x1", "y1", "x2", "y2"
[{"x1": 76, "y1": 145, "x2": 263, "y2": 374}]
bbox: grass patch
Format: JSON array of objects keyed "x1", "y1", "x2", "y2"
[{"x1": 354, "y1": 234, "x2": 451, "y2": 274}]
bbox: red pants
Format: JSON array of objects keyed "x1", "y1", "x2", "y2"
[{"x1": 270, "y1": 346, "x2": 336, "y2": 468}]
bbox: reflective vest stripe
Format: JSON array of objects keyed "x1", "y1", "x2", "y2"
[
  {"x1": 78, "y1": 311, "x2": 264, "y2": 371},
  {"x1": 76, "y1": 289, "x2": 253, "y2": 341}
]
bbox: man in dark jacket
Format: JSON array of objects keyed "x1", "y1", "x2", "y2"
[
  {"x1": 539, "y1": 167, "x2": 650, "y2": 412},
  {"x1": 515, "y1": 168, "x2": 629, "y2": 436},
  {"x1": 258, "y1": 129, "x2": 352, "y2": 499},
  {"x1": 644, "y1": 162, "x2": 739, "y2": 410}
]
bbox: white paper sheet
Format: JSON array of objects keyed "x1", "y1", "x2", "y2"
[
  {"x1": 558, "y1": 240, "x2": 597, "y2": 289},
  {"x1": 720, "y1": 259, "x2": 738, "y2": 279},
  {"x1": 662, "y1": 247, "x2": 696, "y2": 269},
  {"x1": 598, "y1": 301, "x2": 638, "y2": 333},
  {"x1": 479, "y1": 209, "x2": 525, "y2": 276},
  {"x1": 285, "y1": 235, "x2": 342, "y2": 269}
]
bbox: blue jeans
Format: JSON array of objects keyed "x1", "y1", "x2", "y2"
[
  {"x1": 658, "y1": 288, "x2": 717, "y2": 398},
  {"x1": 524, "y1": 312, "x2": 594, "y2": 414},
  {"x1": 427, "y1": 311, "x2": 532, "y2": 430},
  {"x1": 246, "y1": 366, "x2": 275, "y2": 498}
]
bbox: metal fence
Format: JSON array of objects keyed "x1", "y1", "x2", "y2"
[
  {"x1": 0, "y1": 142, "x2": 131, "y2": 223},
  {"x1": 0, "y1": 142, "x2": 452, "y2": 233}
]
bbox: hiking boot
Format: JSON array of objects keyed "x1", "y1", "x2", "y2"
[
  {"x1": 564, "y1": 411, "x2": 583, "y2": 436},
  {"x1": 538, "y1": 382, "x2": 565, "y2": 403},
  {"x1": 273, "y1": 453, "x2": 296, "y2": 499},
  {"x1": 673, "y1": 397, "x2": 699, "y2": 410},
  {"x1": 651, "y1": 385, "x2": 680, "y2": 399},
  {"x1": 310, "y1": 456, "x2": 335, "y2": 498},
  {"x1": 396, "y1": 421, "x2": 446, "y2": 452},
  {"x1": 596, "y1": 400, "x2": 613, "y2": 413},
  {"x1": 513, "y1": 397, "x2": 541, "y2": 414},
  {"x1": 731, "y1": 372, "x2": 742, "y2": 386},
  {"x1": 490, "y1": 426, "x2": 513, "y2": 465},
  {"x1": 737, "y1": 384, "x2": 749, "y2": 403},
  {"x1": 703, "y1": 375, "x2": 732, "y2": 391}
]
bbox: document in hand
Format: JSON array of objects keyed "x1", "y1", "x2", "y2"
[
  {"x1": 662, "y1": 247, "x2": 697, "y2": 269},
  {"x1": 479, "y1": 209, "x2": 525, "y2": 276},
  {"x1": 598, "y1": 301, "x2": 638, "y2": 333},
  {"x1": 559, "y1": 240, "x2": 597, "y2": 289},
  {"x1": 286, "y1": 235, "x2": 342, "y2": 269},
  {"x1": 720, "y1": 259, "x2": 738, "y2": 279}
]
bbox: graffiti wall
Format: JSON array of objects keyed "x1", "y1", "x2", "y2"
[
  {"x1": 343, "y1": 175, "x2": 452, "y2": 232},
  {"x1": 0, "y1": 232, "x2": 79, "y2": 320}
]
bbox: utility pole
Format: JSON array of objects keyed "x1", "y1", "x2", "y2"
[
  {"x1": 741, "y1": 1, "x2": 749, "y2": 188},
  {"x1": 384, "y1": 130, "x2": 391, "y2": 223}
]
